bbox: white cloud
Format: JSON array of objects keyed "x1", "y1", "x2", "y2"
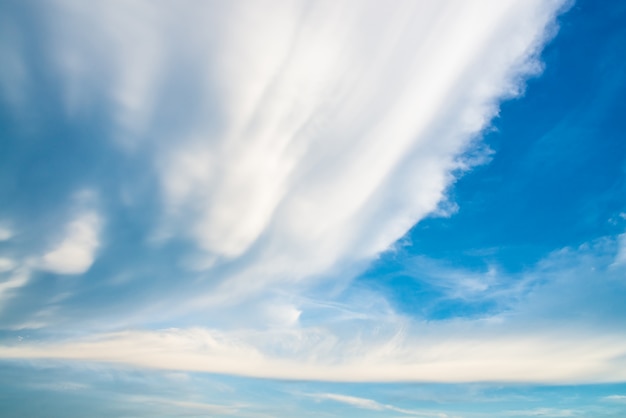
[
  {"x1": 312, "y1": 393, "x2": 446, "y2": 417},
  {"x1": 39, "y1": 210, "x2": 102, "y2": 275},
  {"x1": 0, "y1": 265, "x2": 31, "y2": 309},
  {"x1": 3, "y1": 233, "x2": 626, "y2": 383},
  {"x1": 1, "y1": 320, "x2": 625, "y2": 383},
  {"x1": 0, "y1": 225, "x2": 13, "y2": 241},
  {"x1": 8, "y1": 0, "x2": 618, "y2": 389},
  {"x1": 399, "y1": 257, "x2": 507, "y2": 301},
  {"x1": 0, "y1": 193, "x2": 102, "y2": 313},
  {"x1": 262, "y1": 302, "x2": 302, "y2": 328},
  {"x1": 169, "y1": 0, "x2": 563, "y2": 271},
  {"x1": 0, "y1": 257, "x2": 16, "y2": 273},
  {"x1": 613, "y1": 233, "x2": 626, "y2": 266},
  {"x1": 32, "y1": 0, "x2": 567, "y2": 298},
  {"x1": 315, "y1": 393, "x2": 386, "y2": 411}
]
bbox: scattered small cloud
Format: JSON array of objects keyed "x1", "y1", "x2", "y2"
[
  {"x1": 39, "y1": 197, "x2": 102, "y2": 276},
  {"x1": 0, "y1": 257, "x2": 16, "y2": 273}
]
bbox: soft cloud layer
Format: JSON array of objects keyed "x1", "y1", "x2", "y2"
[
  {"x1": 31, "y1": 0, "x2": 566, "y2": 297},
  {"x1": 8, "y1": 0, "x2": 618, "y2": 389},
  {"x1": 2, "y1": 322, "x2": 625, "y2": 383}
]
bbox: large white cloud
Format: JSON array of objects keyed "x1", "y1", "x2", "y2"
[
  {"x1": 34, "y1": 0, "x2": 567, "y2": 295},
  {"x1": 157, "y1": 0, "x2": 565, "y2": 282},
  {"x1": 5, "y1": 0, "x2": 606, "y2": 385}
]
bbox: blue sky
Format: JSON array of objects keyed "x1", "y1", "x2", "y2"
[{"x1": 1, "y1": 0, "x2": 626, "y2": 417}]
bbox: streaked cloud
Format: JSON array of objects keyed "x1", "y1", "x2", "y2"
[
  {"x1": 2, "y1": 314, "x2": 625, "y2": 383},
  {"x1": 311, "y1": 393, "x2": 447, "y2": 416},
  {"x1": 16, "y1": 0, "x2": 565, "y2": 300}
]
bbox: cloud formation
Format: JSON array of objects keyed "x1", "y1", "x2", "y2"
[
  {"x1": 311, "y1": 393, "x2": 446, "y2": 416},
  {"x1": 6, "y1": 0, "x2": 615, "y2": 389},
  {"x1": 25, "y1": 0, "x2": 566, "y2": 297},
  {"x1": 39, "y1": 209, "x2": 102, "y2": 275},
  {"x1": 2, "y1": 320, "x2": 625, "y2": 383},
  {"x1": 3, "y1": 228, "x2": 626, "y2": 383}
]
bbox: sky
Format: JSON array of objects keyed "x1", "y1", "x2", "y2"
[{"x1": 0, "y1": 0, "x2": 626, "y2": 417}]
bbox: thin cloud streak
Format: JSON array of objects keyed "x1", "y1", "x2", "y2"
[
  {"x1": 603, "y1": 395, "x2": 626, "y2": 403},
  {"x1": 311, "y1": 392, "x2": 448, "y2": 417}
]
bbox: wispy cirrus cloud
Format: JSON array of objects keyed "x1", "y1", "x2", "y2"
[
  {"x1": 0, "y1": 0, "x2": 570, "y2": 336},
  {"x1": 310, "y1": 393, "x2": 447, "y2": 417},
  {"x1": 2, "y1": 310, "x2": 625, "y2": 383},
  {"x1": 603, "y1": 395, "x2": 626, "y2": 403}
]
